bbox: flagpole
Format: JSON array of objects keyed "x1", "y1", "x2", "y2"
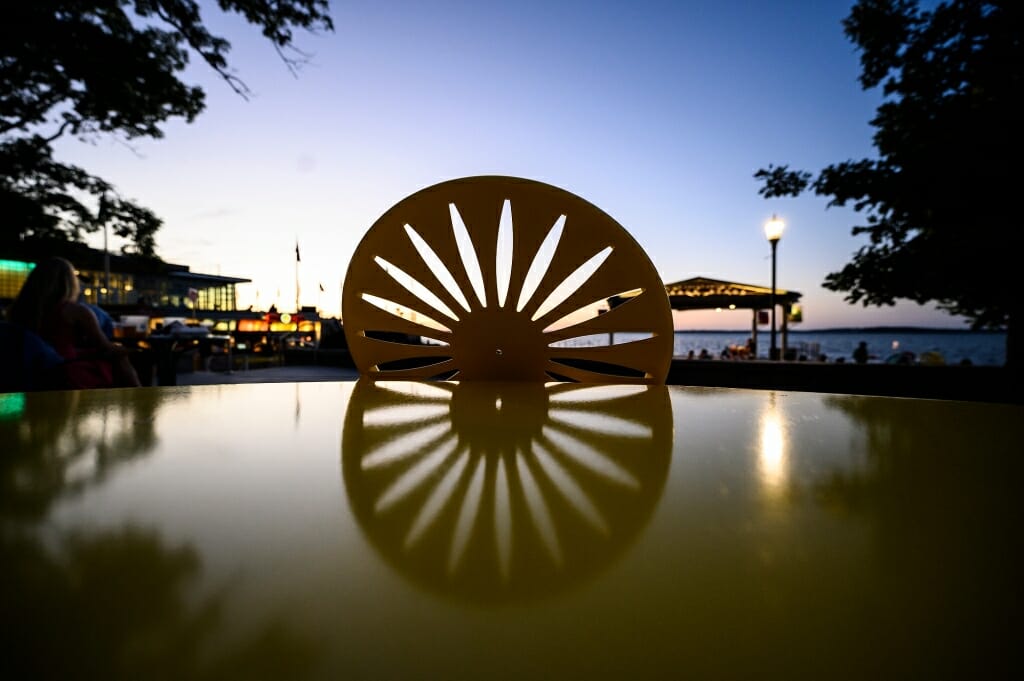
[{"x1": 295, "y1": 238, "x2": 301, "y2": 314}]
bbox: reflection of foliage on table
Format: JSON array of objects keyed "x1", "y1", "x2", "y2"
[
  {"x1": 0, "y1": 525, "x2": 318, "y2": 680},
  {"x1": 0, "y1": 388, "x2": 167, "y2": 520},
  {"x1": 756, "y1": 0, "x2": 1023, "y2": 365},
  {"x1": 1, "y1": 387, "x2": 319, "y2": 678},
  {"x1": 342, "y1": 380, "x2": 673, "y2": 605},
  {"x1": 816, "y1": 395, "x2": 1021, "y2": 674},
  {"x1": 819, "y1": 395, "x2": 1020, "y2": 519},
  {"x1": 1, "y1": 1, "x2": 333, "y2": 255}
]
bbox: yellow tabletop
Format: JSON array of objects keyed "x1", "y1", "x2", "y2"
[{"x1": 2, "y1": 381, "x2": 1020, "y2": 679}]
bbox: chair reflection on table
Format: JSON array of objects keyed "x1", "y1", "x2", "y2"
[{"x1": 342, "y1": 379, "x2": 673, "y2": 604}]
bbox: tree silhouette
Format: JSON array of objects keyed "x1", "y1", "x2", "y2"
[
  {"x1": 756, "y1": 0, "x2": 1022, "y2": 366},
  {"x1": 1, "y1": 0, "x2": 333, "y2": 256}
]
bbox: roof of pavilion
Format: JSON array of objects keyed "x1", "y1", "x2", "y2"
[{"x1": 609, "y1": 276, "x2": 802, "y2": 311}]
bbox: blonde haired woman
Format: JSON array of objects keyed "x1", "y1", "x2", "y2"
[{"x1": 9, "y1": 257, "x2": 140, "y2": 388}]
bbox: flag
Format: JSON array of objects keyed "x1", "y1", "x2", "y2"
[
  {"x1": 319, "y1": 282, "x2": 325, "y2": 293},
  {"x1": 295, "y1": 241, "x2": 301, "y2": 262}
]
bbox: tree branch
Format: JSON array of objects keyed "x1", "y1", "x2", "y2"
[
  {"x1": 42, "y1": 119, "x2": 76, "y2": 143},
  {"x1": 152, "y1": 3, "x2": 253, "y2": 99}
]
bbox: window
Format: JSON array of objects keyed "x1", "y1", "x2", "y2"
[{"x1": 0, "y1": 259, "x2": 35, "y2": 300}]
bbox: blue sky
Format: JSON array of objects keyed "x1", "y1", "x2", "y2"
[{"x1": 56, "y1": 0, "x2": 968, "y2": 329}]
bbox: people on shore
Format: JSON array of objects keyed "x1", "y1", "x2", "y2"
[
  {"x1": 853, "y1": 341, "x2": 869, "y2": 364},
  {"x1": 8, "y1": 257, "x2": 141, "y2": 388},
  {"x1": 886, "y1": 351, "x2": 916, "y2": 365}
]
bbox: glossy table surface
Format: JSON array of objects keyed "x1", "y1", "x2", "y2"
[{"x1": 2, "y1": 381, "x2": 1021, "y2": 679}]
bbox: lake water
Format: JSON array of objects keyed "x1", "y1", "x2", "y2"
[{"x1": 568, "y1": 330, "x2": 1007, "y2": 366}]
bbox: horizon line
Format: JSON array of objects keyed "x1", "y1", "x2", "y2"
[{"x1": 671, "y1": 326, "x2": 1003, "y2": 333}]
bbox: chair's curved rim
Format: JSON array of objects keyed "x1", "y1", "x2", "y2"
[{"x1": 342, "y1": 175, "x2": 674, "y2": 383}]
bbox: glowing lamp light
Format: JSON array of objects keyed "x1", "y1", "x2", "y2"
[
  {"x1": 764, "y1": 214, "x2": 785, "y2": 243},
  {"x1": 280, "y1": 312, "x2": 292, "y2": 324}
]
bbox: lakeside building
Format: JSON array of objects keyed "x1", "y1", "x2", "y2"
[
  {"x1": 1, "y1": 243, "x2": 322, "y2": 351},
  {"x1": 1, "y1": 242, "x2": 248, "y2": 313}
]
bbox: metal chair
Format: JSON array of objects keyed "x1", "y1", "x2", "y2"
[{"x1": 342, "y1": 176, "x2": 673, "y2": 383}]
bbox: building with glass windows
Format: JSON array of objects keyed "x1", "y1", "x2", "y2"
[
  {"x1": 1, "y1": 243, "x2": 250, "y2": 317},
  {"x1": 1, "y1": 243, "x2": 332, "y2": 361}
]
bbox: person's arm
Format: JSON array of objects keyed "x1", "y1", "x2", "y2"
[{"x1": 63, "y1": 302, "x2": 125, "y2": 355}]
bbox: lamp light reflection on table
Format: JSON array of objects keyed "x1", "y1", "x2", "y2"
[{"x1": 757, "y1": 393, "x2": 789, "y2": 498}]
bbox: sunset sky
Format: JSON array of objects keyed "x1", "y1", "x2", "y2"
[{"x1": 55, "y1": 0, "x2": 967, "y2": 330}]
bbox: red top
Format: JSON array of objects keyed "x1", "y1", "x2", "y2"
[
  {"x1": 39, "y1": 302, "x2": 79, "y2": 360},
  {"x1": 38, "y1": 302, "x2": 113, "y2": 388}
]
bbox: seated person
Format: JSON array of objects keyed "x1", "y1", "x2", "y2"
[{"x1": 8, "y1": 257, "x2": 140, "y2": 388}]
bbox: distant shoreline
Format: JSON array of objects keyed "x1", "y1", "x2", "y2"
[{"x1": 673, "y1": 327, "x2": 1006, "y2": 334}]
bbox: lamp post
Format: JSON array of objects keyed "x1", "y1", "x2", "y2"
[
  {"x1": 764, "y1": 214, "x2": 785, "y2": 360},
  {"x1": 98, "y1": 193, "x2": 110, "y2": 306}
]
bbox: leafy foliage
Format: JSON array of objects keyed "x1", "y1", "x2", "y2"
[
  {"x1": 1, "y1": 0, "x2": 333, "y2": 256},
  {"x1": 756, "y1": 0, "x2": 1023, "y2": 335}
]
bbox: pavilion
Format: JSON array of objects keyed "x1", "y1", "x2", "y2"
[{"x1": 609, "y1": 276, "x2": 803, "y2": 358}]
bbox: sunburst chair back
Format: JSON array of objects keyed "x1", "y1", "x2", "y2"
[{"x1": 342, "y1": 176, "x2": 673, "y2": 383}]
